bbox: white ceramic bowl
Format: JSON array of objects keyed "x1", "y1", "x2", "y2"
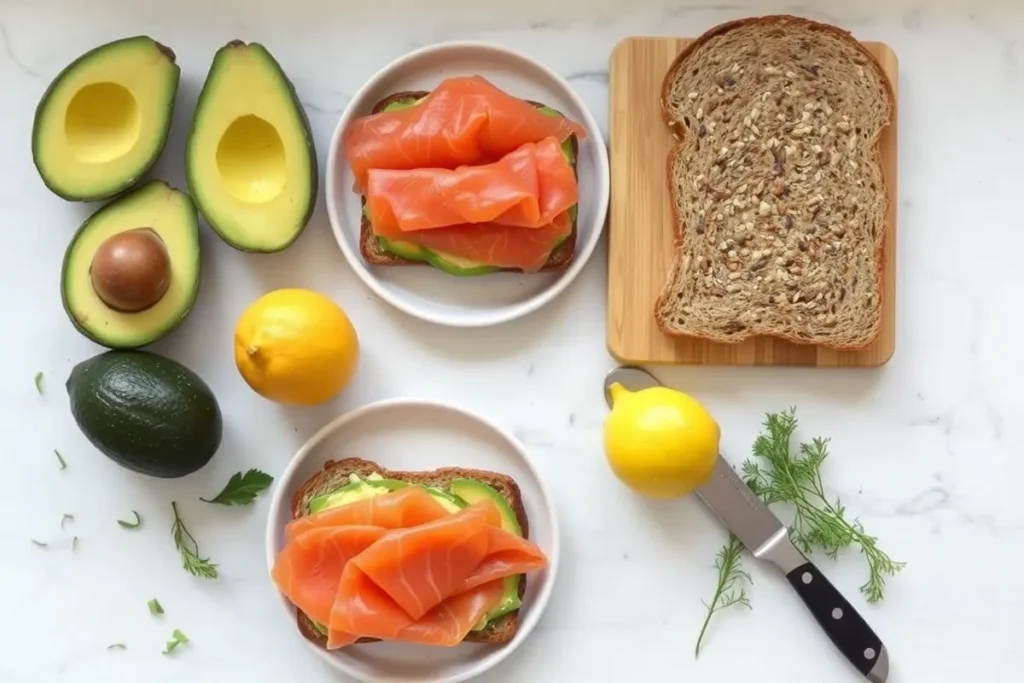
[
  {"x1": 324, "y1": 41, "x2": 610, "y2": 327},
  {"x1": 265, "y1": 398, "x2": 560, "y2": 683}
]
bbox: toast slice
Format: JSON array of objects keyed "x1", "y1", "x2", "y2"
[
  {"x1": 357, "y1": 90, "x2": 579, "y2": 274},
  {"x1": 289, "y1": 457, "x2": 530, "y2": 648},
  {"x1": 656, "y1": 15, "x2": 895, "y2": 349}
]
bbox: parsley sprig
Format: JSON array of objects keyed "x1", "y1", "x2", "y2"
[{"x1": 200, "y1": 469, "x2": 273, "y2": 506}]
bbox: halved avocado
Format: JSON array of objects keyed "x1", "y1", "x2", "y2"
[
  {"x1": 31, "y1": 36, "x2": 180, "y2": 202},
  {"x1": 60, "y1": 180, "x2": 201, "y2": 349},
  {"x1": 186, "y1": 41, "x2": 317, "y2": 253}
]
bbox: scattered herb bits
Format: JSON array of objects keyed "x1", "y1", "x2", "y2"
[
  {"x1": 54, "y1": 449, "x2": 67, "y2": 470},
  {"x1": 34, "y1": 371, "x2": 44, "y2": 394},
  {"x1": 162, "y1": 629, "x2": 189, "y2": 655},
  {"x1": 31, "y1": 539, "x2": 47, "y2": 548},
  {"x1": 61, "y1": 513, "x2": 75, "y2": 529},
  {"x1": 148, "y1": 598, "x2": 164, "y2": 615},
  {"x1": 118, "y1": 511, "x2": 142, "y2": 529},
  {"x1": 107, "y1": 643, "x2": 126, "y2": 651}
]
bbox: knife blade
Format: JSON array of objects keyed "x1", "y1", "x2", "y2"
[{"x1": 603, "y1": 365, "x2": 889, "y2": 683}]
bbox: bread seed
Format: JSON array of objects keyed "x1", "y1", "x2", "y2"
[
  {"x1": 688, "y1": 91, "x2": 699, "y2": 100},
  {"x1": 758, "y1": 201, "x2": 772, "y2": 216},
  {"x1": 728, "y1": 271, "x2": 742, "y2": 280},
  {"x1": 726, "y1": 283, "x2": 742, "y2": 293}
]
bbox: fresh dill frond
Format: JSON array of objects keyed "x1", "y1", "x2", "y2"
[
  {"x1": 694, "y1": 534, "x2": 751, "y2": 657},
  {"x1": 743, "y1": 408, "x2": 905, "y2": 603},
  {"x1": 170, "y1": 502, "x2": 218, "y2": 579}
]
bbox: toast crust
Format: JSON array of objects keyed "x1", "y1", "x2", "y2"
[
  {"x1": 356, "y1": 90, "x2": 579, "y2": 274},
  {"x1": 287, "y1": 457, "x2": 530, "y2": 649},
  {"x1": 656, "y1": 15, "x2": 895, "y2": 350}
]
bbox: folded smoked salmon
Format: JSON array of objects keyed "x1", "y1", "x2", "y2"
[
  {"x1": 344, "y1": 77, "x2": 585, "y2": 276},
  {"x1": 273, "y1": 457, "x2": 548, "y2": 648},
  {"x1": 343, "y1": 75, "x2": 586, "y2": 192}
]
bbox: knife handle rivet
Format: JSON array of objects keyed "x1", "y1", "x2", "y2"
[
  {"x1": 864, "y1": 648, "x2": 876, "y2": 660},
  {"x1": 831, "y1": 607, "x2": 843, "y2": 620},
  {"x1": 801, "y1": 572, "x2": 813, "y2": 584}
]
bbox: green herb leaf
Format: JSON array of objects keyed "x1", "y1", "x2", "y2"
[
  {"x1": 200, "y1": 469, "x2": 273, "y2": 506},
  {"x1": 694, "y1": 534, "x2": 751, "y2": 658},
  {"x1": 31, "y1": 539, "x2": 47, "y2": 548},
  {"x1": 33, "y1": 371, "x2": 44, "y2": 394},
  {"x1": 118, "y1": 511, "x2": 142, "y2": 529},
  {"x1": 61, "y1": 513, "x2": 75, "y2": 529},
  {"x1": 71, "y1": 536, "x2": 79, "y2": 551},
  {"x1": 148, "y1": 598, "x2": 164, "y2": 615},
  {"x1": 162, "y1": 628, "x2": 189, "y2": 655},
  {"x1": 170, "y1": 501, "x2": 218, "y2": 579},
  {"x1": 54, "y1": 449, "x2": 66, "y2": 471},
  {"x1": 107, "y1": 643, "x2": 126, "y2": 651}
]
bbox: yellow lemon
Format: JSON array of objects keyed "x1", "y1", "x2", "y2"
[
  {"x1": 234, "y1": 289, "x2": 359, "y2": 406},
  {"x1": 603, "y1": 383, "x2": 720, "y2": 499}
]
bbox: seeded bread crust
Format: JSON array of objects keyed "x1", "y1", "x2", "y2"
[
  {"x1": 289, "y1": 457, "x2": 529, "y2": 648},
  {"x1": 656, "y1": 15, "x2": 894, "y2": 349},
  {"x1": 357, "y1": 90, "x2": 579, "y2": 273}
]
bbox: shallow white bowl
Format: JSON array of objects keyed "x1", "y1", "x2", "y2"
[
  {"x1": 324, "y1": 41, "x2": 610, "y2": 327},
  {"x1": 265, "y1": 398, "x2": 560, "y2": 683}
]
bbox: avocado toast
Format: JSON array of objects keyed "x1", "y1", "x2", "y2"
[
  {"x1": 355, "y1": 85, "x2": 581, "y2": 276},
  {"x1": 287, "y1": 457, "x2": 534, "y2": 647}
]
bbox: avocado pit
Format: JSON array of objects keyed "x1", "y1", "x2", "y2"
[{"x1": 90, "y1": 228, "x2": 172, "y2": 312}]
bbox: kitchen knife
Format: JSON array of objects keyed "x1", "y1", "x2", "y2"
[{"x1": 603, "y1": 365, "x2": 889, "y2": 683}]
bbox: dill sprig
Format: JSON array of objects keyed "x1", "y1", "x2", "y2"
[
  {"x1": 742, "y1": 408, "x2": 905, "y2": 603},
  {"x1": 694, "y1": 534, "x2": 751, "y2": 657},
  {"x1": 170, "y1": 502, "x2": 218, "y2": 579},
  {"x1": 694, "y1": 408, "x2": 905, "y2": 656}
]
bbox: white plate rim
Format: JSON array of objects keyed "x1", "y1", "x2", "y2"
[
  {"x1": 264, "y1": 397, "x2": 562, "y2": 683},
  {"x1": 324, "y1": 40, "x2": 610, "y2": 328}
]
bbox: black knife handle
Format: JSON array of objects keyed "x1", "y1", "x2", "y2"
[{"x1": 786, "y1": 561, "x2": 887, "y2": 680}]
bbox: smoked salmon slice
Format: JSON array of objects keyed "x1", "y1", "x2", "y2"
[
  {"x1": 344, "y1": 75, "x2": 587, "y2": 191},
  {"x1": 271, "y1": 525, "x2": 387, "y2": 626},
  {"x1": 328, "y1": 501, "x2": 548, "y2": 646},
  {"x1": 374, "y1": 211, "x2": 573, "y2": 273},
  {"x1": 393, "y1": 580, "x2": 507, "y2": 647},
  {"x1": 365, "y1": 137, "x2": 578, "y2": 232},
  {"x1": 286, "y1": 487, "x2": 451, "y2": 542}
]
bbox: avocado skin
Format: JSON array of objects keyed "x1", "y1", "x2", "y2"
[
  {"x1": 59, "y1": 180, "x2": 202, "y2": 349},
  {"x1": 66, "y1": 350, "x2": 222, "y2": 479},
  {"x1": 186, "y1": 40, "x2": 318, "y2": 253},
  {"x1": 31, "y1": 36, "x2": 180, "y2": 202}
]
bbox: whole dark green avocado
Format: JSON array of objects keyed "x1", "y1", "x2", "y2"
[{"x1": 66, "y1": 349, "x2": 222, "y2": 478}]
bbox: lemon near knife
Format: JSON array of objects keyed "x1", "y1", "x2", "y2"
[{"x1": 603, "y1": 382, "x2": 720, "y2": 498}]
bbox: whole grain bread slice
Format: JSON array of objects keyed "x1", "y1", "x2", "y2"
[
  {"x1": 656, "y1": 15, "x2": 894, "y2": 349},
  {"x1": 357, "y1": 90, "x2": 579, "y2": 274},
  {"x1": 289, "y1": 457, "x2": 530, "y2": 648}
]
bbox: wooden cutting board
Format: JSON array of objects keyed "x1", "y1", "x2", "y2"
[{"x1": 607, "y1": 36, "x2": 898, "y2": 367}]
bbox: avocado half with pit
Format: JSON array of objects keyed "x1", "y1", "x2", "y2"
[
  {"x1": 32, "y1": 36, "x2": 180, "y2": 202},
  {"x1": 60, "y1": 180, "x2": 201, "y2": 349},
  {"x1": 186, "y1": 40, "x2": 317, "y2": 253}
]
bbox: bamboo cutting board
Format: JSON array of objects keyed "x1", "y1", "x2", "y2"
[{"x1": 607, "y1": 37, "x2": 898, "y2": 367}]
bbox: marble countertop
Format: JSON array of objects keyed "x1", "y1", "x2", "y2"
[{"x1": 1, "y1": 0, "x2": 1020, "y2": 680}]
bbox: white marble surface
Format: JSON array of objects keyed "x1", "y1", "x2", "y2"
[{"x1": 1, "y1": 0, "x2": 1022, "y2": 681}]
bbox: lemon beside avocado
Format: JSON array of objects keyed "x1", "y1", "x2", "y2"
[
  {"x1": 32, "y1": 36, "x2": 180, "y2": 202},
  {"x1": 603, "y1": 383, "x2": 720, "y2": 499},
  {"x1": 186, "y1": 41, "x2": 317, "y2": 253},
  {"x1": 60, "y1": 180, "x2": 201, "y2": 349},
  {"x1": 234, "y1": 289, "x2": 359, "y2": 406},
  {"x1": 67, "y1": 349, "x2": 222, "y2": 479}
]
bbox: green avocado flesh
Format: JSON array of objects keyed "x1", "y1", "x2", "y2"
[
  {"x1": 367, "y1": 96, "x2": 578, "y2": 276},
  {"x1": 60, "y1": 180, "x2": 201, "y2": 349},
  {"x1": 186, "y1": 41, "x2": 317, "y2": 253},
  {"x1": 32, "y1": 36, "x2": 180, "y2": 202},
  {"x1": 66, "y1": 349, "x2": 223, "y2": 478},
  {"x1": 305, "y1": 474, "x2": 525, "y2": 636}
]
